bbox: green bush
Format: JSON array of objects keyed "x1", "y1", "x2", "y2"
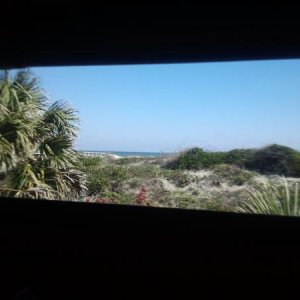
[
  {"x1": 165, "y1": 170, "x2": 192, "y2": 187},
  {"x1": 223, "y1": 149, "x2": 254, "y2": 167},
  {"x1": 115, "y1": 158, "x2": 131, "y2": 165},
  {"x1": 166, "y1": 148, "x2": 226, "y2": 170},
  {"x1": 86, "y1": 166, "x2": 128, "y2": 195},
  {"x1": 126, "y1": 165, "x2": 161, "y2": 179},
  {"x1": 166, "y1": 145, "x2": 300, "y2": 177},
  {"x1": 76, "y1": 155, "x2": 102, "y2": 172},
  {"x1": 244, "y1": 144, "x2": 300, "y2": 176}
]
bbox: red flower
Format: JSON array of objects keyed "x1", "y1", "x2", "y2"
[{"x1": 136, "y1": 186, "x2": 148, "y2": 204}]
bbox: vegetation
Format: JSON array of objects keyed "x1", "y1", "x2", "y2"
[
  {"x1": 0, "y1": 70, "x2": 86, "y2": 200},
  {"x1": 164, "y1": 170, "x2": 192, "y2": 187},
  {"x1": 86, "y1": 166, "x2": 127, "y2": 195},
  {"x1": 166, "y1": 144, "x2": 300, "y2": 177},
  {"x1": 2, "y1": 69, "x2": 300, "y2": 217},
  {"x1": 244, "y1": 144, "x2": 300, "y2": 176},
  {"x1": 223, "y1": 149, "x2": 254, "y2": 167},
  {"x1": 239, "y1": 177, "x2": 300, "y2": 216},
  {"x1": 211, "y1": 164, "x2": 256, "y2": 186},
  {"x1": 76, "y1": 146, "x2": 300, "y2": 215},
  {"x1": 166, "y1": 147, "x2": 226, "y2": 170}
]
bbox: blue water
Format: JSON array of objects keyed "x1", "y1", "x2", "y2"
[{"x1": 78, "y1": 150, "x2": 170, "y2": 158}]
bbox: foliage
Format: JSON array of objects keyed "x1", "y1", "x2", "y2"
[
  {"x1": 244, "y1": 144, "x2": 300, "y2": 176},
  {"x1": 115, "y1": 157, "x2": 131, "y2": 165},
  {"x1": 212, "y1": 164, "x2": 255, "y2": 186},
  {"x1": 155, "y1": 191, "x2": 229, "y2": 211},
  {"x1": 164, "y1": 170, "x2": 192, "y2": 187},
  {"x1": 202, "y1": 197, "x2": 232, "y2": 212},
  {"x1": 84, "y1": 165, "x2": 128, "y2": 195},
  {"x1": 166, "y1": 145, "x2": 300, "y2": 177},
  {"x1": 157, "y1": 191, "x2": 199, "y2": 209},
  {"x1": 166, "y1": 148, "x2": 226, "y2": 170},
  {"x1": 76, "y1": 155, "x2": 102, "y2": 171},
  {"x1": 126, "y1": 165, "x2": 161, "y2": 179},
  {"x1": 0, "y1": 69, "x2": 86, "y2": 200},
  {"x1": 223, "y1": 149, "x2": 254, "y2": 167},
  {"x1": 239, "y1": 177, "x2": 300, "y2": 216}
]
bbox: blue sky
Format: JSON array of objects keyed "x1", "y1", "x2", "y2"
[{"x1": 31, "y1": 59, "x2": 300, "y2": 152}]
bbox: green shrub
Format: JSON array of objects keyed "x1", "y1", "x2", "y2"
[
  {"x1": 165, "y1": 170, "x2": 192, "y2": 187},
  {"x1": 223, "y1": 149, "x2": 254, "y2": 167},
  {"x1": 166, "y1": 144, "x2": 300, "y2": 177},
  {"x1": 76, "y1": 155, "x2": 102, "y2": 172},
  {"x1": 244, "y1": 144, "x2": 300, "y2": 176},
  {"x1": 126, "y1": 165, "x2": 161, "y2": 179},
  {"x1": 86, "y1": 166, "x2": 128, "y2": 195},
  {"x1": 115, "y1": 158, "x2": 131, "y2": 165},
  {"x1": 166, "y1": 148, "x2": 226, "y2": 170}
]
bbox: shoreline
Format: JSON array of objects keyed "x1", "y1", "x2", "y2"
[{"x1": 77, "y1": 150, "x2": 172, "y2": 159}]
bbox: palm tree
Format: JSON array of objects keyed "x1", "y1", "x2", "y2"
[{"x1": 0, "y1": 69, "x2": 86, "y2": 200}]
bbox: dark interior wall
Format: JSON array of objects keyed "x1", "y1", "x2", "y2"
[
  {"x1": 2, "y1": 3, "x2": 300, "y2": 68},
  {"x1": 1, "y1": 197, "x2": 300, "y2": 298}
]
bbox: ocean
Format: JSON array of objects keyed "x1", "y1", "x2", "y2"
[{"x1": 77, "y1": 150, "x2": 171, "y2": 158}]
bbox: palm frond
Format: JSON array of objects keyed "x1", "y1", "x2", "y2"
[
  {"x1": 42, "y1": 101, "x2": 78, "y2": 137},
  {"x1": 239, "y1": 177, "x2": 300, "y2": 216},
  {"x1": 0, "y1": 163, "x2": 57, "y2": 199},
  {"x1": 0, "y1": 69, "x2": 86, "y2": 201},
  {"x1": 37, "y1": 134, "x2": 77, "y2": 169},
  {"x1": 0, "y1": 135, "x2": 15, "y2": 172},
  {"x1": 13, "y1": 69, "x2": 40, "y2": 91}
]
